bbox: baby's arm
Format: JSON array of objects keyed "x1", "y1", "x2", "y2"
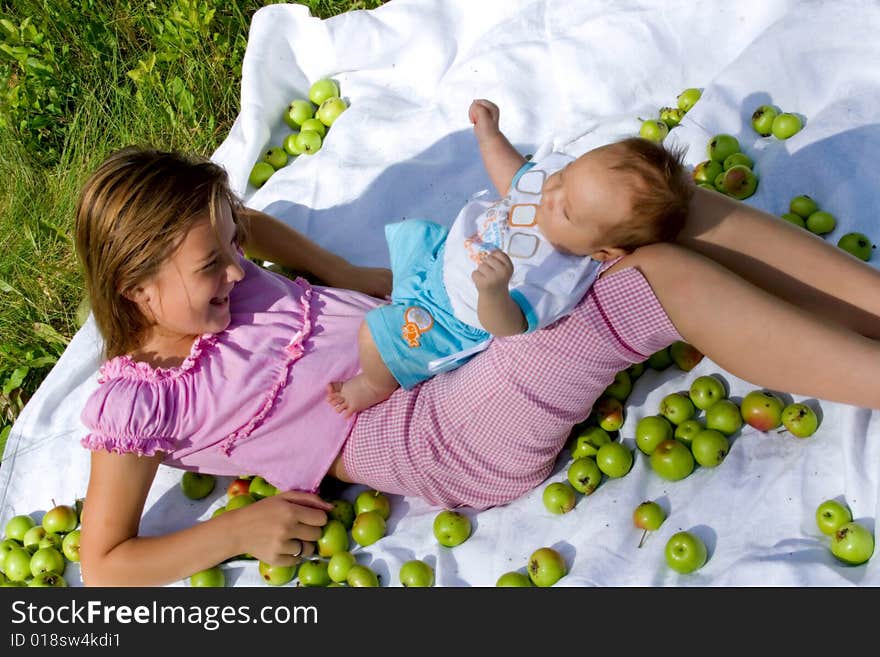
[
  {"x1": 469, "y1": 99, "x2": 528, "y2": 196},
  {"x1": 473, "y1": 250, "x2": 527, "y2": 336},
  {"x1": 79, "y1": 450, "x2": 331, "y2": 586},
  {"x1": 237, "y1": 207, "x2": 392, "y2": 298}
]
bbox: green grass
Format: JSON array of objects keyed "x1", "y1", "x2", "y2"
[{"x1": 0, "y1": 0, "x2": 383, "y2": 461}]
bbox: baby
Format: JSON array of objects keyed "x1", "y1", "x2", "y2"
[{"x1": 327, "y1": 99, "x2": 692, "y2": 417}]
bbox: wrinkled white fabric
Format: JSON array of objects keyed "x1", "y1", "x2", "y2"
[{"x1": 2, "y1": 0, "x2": 879, "y2": 586}]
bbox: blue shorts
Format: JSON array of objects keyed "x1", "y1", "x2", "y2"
[{"x1": 366, "y1": 220, "x2": 490, "y2": 389}]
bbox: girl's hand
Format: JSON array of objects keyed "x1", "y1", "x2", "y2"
[
  {"x1": 340, "y1": 265, "x2": 393, "y2": 299},
  {"x1": 469, "y1": 99, "x2": 502, "y2": 144},
  {"x1": 472, "y1": 249, "x2": 514, "y2": 292},
  {"x1": 231, "y1": 490, "x2": 334, "y2": 566}
]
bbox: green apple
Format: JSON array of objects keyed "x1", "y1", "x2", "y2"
[
  {"x1": 283, "y1": 99, "x2": 316, "y2": 129},
  {"x1": 595, "y1": 442, "x2": 633, "y2": 478},
  {"x1": 750, "y1": 105, "x2": 779, "y2": 137},
  {"x1": 570, "y1": 425, "x2": 612, "y2": 459},
  {"x1": 29, "y1": 547, "x2": 65, "y2": 577},
  {"x1": 22, "y1": 526, "x2": 49, "y2": 552},
  {"x1": 647, "y1": 347, "x2": 673, "y2": 370},
  {"x1": 633, "y1": 501, "x2": 666, "y2": 548},
  {"x1": 317, "y1": 519, "x2": 349, "y2": 557},
  {"x1": 830, "y1": 522, "x2": 874, "y2": 566},
  {"x1": 771, "y1": 112, "x2": 803, "y2": 139},
  {"x1": 603, "y1": 369, "x2": 632, "y2": 402},
  {"x1": 3, "y1": 547, "x2": 32, "y2": 583},
  {"x1": 543, "y1": 482, "x2": 576, "y2": 514},
  {"x1": 298, "y1": 559, "x2": 331, "y2": 587},
  {"x1": 248, "y1": 161, "x2": 275, "y2": 188},
  {"x1": 249, "y1": 476, "x2": 279, "y2": 500},
  {"x1": 0, "y1": 538, "x2": 22, "y2": 573},
  {"x1": 722, "y1": 152, "x2": 753, "y2": 171},
  {"x1": 527, "y1": 547, "x2": 567, "y2": 587},
  {"x1": 0, "y1": 579, "x2": 27, "y2": 587},
  {"x1": 690, "y1": 429, "x2": 730, "y2": 468},
  {"x1": 705, "y1": 399, "x2": 743, "y2": 436},
  {"x1": 635, "y1": 415, "x2": 673, "y2": 455},
  {"x1": 5, "y1": 515, "x2": 35, "y2": 542},
  {"x1": 740, "y1": 390, "x2": 784, "y2": 431},
  {"x1": 707, "y1": 134, "x2": 740, "y2": 163},
  {"x1": 781, "y1": 402, "x2": 819, "y2": 438},
  {"x1": 806, "y1": 210, "x2": 836, "y2": 235},
  {"x1": 692, "y1": 160, "x2": 723, "y2": 186},
  {"x1": 399, "y1": 560, "x2": 434, "y2": 587},
  {"x1": 665, "y1": 531, "x2": 708, "y2": 574},
  {"x1": 225, "y1": 493, "x2": 256, "y2": 511},
  {"x1": 327, "y1": 551, "x2": 357, "y2": 583},
  {"x1": 669, "y1": 341, "x2": 703, "y2": 371},
  {"x1": 714, "y1": 171, "x2": 726, "y2": 190},
  {"x1": 299, "y1": 117, "x2": 327, "y2": 138},
  {"x1": 309, "y1": 78, "x2": 340, "y2": 106},
  {"x1": 789, "y1": 195, "x2": 819, "y2": 218},
  {"x1": 780, "y1": 213, "x2": 806, "y2": 228},
  {"x1": 262, "y1": 146, "x2": 288, "y2": 170},
  {"x1": 627, "y1": 362, "x2": 645, "y2": 380},
  {"x1": 659, "y1": 106, "x2": 685, "y2": 129},
  {"x1": 61, "y1": 530, "x2": 81, "y2": 562},
  {"x1": 211, "y1": 506, "x2": 226, "y2": 518},
  {"x1": 567, "y1": 457, "x2": 602, "y2": 495},
  {"x1": 496, "y1": 571, "x2": 533, "y2": 587},
  {"x1": 316, "y1": 96, "x2": 348, "y2": 127},
  {"x1": 719, "y1": 164, "x2": 758, "y2": 200},
  {"x1": 329, "y1": 499, "x2": 356, "y2": 529},
  {"x1": 42, "y1": 504, "x2": 78, "y2": 534},
  {"x1": 346, "y1": 564, "x2": 379, "y2": 587},
  {"x1": 190, "y1": 566, "x2": 225, "y2": 587},
  {"x1": 689, "y1": 375, "x2": 726, "y2": 410},
  {"x1": 659, "y1": 393, "x2": 696, "y2": 426},
  {"x1": 257, "y1": 561, "x2": 297, "y2": 586},
  {"x1": 639, "y1": 119, "x2": 668, "y2": 142},
  {"x1": 28, "y1": 572, "x2": 67, "y2": 587},
  {"x1": 282, "y1": 132, "x2": 303, "y2": 156},
  {"x1": 837, "y1": 232, "x2": 875, "y2": 261},
  {"x1": 676, "y1": 88, "x2": 702, "y2": 112},
  {"x1": 351, "y1": 510, "x2": 386, "y2": 547},
  {"x1": 650, "y1": 439, "x2": 694, "y2": 481},
  {"x1": 354, "y1": 490, "x2": 391, "y2": 520},
  {"x1": 593, "y1": 395, "x2": 624, "y2": 432},
  {"x1": 674, "y1": 419, "x2": 704, "y2": 446},
  {"x1": 37, "y1": 533, "x2": 62, "y2": 551},
  {"x1": 294, "y1": 130, "x2": 322, "y2": 155},
  {"x1": 180, "y1": 472, "x2": 216, "y2": 501},
  {"x1": 432, "y1": 510, "x2": 471, "y2": 547},
  {"x1": 816, "y1": 500, "x2": 851, "y2": 536}
]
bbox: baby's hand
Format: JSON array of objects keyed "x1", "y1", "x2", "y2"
[
  {"x1": 472, "y1": 249, "x2": 514, "y2": 292},
  {"x1": 469, "y1": 99, "x2": 501, "y2": 143}
]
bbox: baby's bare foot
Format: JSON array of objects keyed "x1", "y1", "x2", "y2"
[{"x1": 325, "y1": 376, "x2": 393, "y2": 418}]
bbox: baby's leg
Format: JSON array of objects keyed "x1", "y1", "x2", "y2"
[
  {"x1": 327, "y1": 321, "x2": 400, "y2": 418},
  {"x1": 678, "y1": 187, "x2": 880, "y2": 338},
  {"x1": 604, "y1": 241, "x2": 880, "y2": 409}
]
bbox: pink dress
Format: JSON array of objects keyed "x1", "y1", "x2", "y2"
[{"x1": 80, "y1": 255, "x2": 382, "y2": 493}]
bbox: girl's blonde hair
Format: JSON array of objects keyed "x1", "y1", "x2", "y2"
[{"x1": 74, "y1": 147, "x2": 247, "y2": 361}]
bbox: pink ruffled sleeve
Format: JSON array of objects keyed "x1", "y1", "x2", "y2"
[{"x1": 80, "y1": 375, "x2": 178, "y2": 457}]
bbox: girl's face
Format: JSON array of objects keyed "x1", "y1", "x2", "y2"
[{"x1": 129, "y1": 200, "x2": 244, "y2": 348}]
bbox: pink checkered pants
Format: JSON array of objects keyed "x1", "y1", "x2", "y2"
[{"x1": 339, "y1": 266, "x2": 682, "y2": 509}]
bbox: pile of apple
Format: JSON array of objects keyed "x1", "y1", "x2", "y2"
[
  {"x1": 779, "y1": 194, "x2": 875, "y2": 262},
  {"x1": 692, "y1": 134, "x2": 759, "y2": 200},
  {"x1": 496, "y1": 547, "x2": 568, "y2": 587},
  {"x1": 815, "y1": 499, "x2": 874, "y2": 566},
  {"x1": 639, "y1": 87, "x2": 702, "y2": 143},
  {"x1": 248, "y1": 78, "x2": 349, "y2": 189},
  {"x1": 750, "y1": 103, "x2": 802, "y2": 140},
  {"x1": 0, "y1": 500, "x2": 83, "y2": 587}
]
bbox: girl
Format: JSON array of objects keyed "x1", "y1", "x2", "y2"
[{"x1": 76, "y1": 143, "x2": 880, "y2": 587}]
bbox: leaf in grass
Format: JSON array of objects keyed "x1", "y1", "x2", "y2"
[
  {"x1": 32, "y1": 322, "x2": 69, "y2": 347},
  {"x1": 0, "y1": 278, "x2": 22, "y2": 296},
  {"x1": 2, "y1": 367, "x2": 28, "y2": 395}
]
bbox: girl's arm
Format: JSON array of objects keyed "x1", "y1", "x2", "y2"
[
  {"x1": 80, "y1": 450, "x2": 332, "y2": 587},
  {"x1": 469, "y1": 99, "x2": 528, "y2": 196},
  {"x1": 237, "y1": 207, "x2": 392, "y2": 299}
]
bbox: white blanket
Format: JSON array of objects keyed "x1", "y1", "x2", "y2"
[{"x1": 2, "y1": 0, "x2": 880, "y2": 587}]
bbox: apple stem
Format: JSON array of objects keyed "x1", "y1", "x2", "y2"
[
  {"x1": 51, "y1": 497, "x2": 57, "y2": 507},
  {"x1": 638, "y1": 528, "x2": 648, "y2": 549}
]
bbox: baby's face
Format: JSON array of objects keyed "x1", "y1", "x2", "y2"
[{"x1": 535, "y1": 143, "x2": 634, "y2": 258}]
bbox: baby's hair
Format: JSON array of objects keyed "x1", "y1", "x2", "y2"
[
  {"x1": 74, "y1": 147, "x2": 247, "y2": 361},
  {"x1": 605, "y1": 137, "x2": 692, "y2": 250}
]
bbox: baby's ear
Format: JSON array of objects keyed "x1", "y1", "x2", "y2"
[{"x1": 590, "y1": 246, "x2": 629, "y2": 261}]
